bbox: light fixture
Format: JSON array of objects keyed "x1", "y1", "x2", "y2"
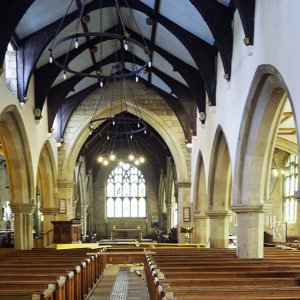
[
  {"x1": 49, "y1": 0, "x2": 151, "y2": 166},
  {"x1": 48, "y1": 0, "x2": 151, "y2": 81}
]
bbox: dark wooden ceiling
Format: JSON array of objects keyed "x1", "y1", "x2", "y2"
[{"x1": 0, "y1": 0, "x2": 255, "y2": 173}]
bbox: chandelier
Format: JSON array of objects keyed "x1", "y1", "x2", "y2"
[
  {"x1": 88, "y1": 70, "x2": 147, "y2": 167},
  {"x1": 48, "y1": 0, "x2": 151, "y2": 82},
  {"x1": 49, "y1": 0, "x2": 152, "y2": 165}
]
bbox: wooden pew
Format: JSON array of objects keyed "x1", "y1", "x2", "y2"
[
  {"x1": 144, "y1": 247, "x2": 300, "y2": 300},
  {"x1": 0, "y1": 247, "x2": 107, "y2": 300}
]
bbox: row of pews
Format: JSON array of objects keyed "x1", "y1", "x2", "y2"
[
  {"x1": 144, "y1": 247, "x2": 300, "y2": 300},
  {"x1": 0, "y1": 247, "x2": 108, "y2": 300}
]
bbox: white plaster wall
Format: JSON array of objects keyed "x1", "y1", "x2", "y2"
[
  {"x1": 0, "y1": 75, "x2": 58, "y2": 185},
  {"x1": 191, "y1": 1, "x2": 300, "y2": 203}
]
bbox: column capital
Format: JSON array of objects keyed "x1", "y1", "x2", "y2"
[
  {"x1": 205, "y1": 210, "x2": 230, "y2": 218},
  {"x1": 57, "y1": 180, "x2": 74, "y2": 188},
  {"x1": 193, "y1": 212, "x2": 210, "y2": 220},
  {"x1": 230, "y1": 204, "x2": 271, "y2": 213},
  {"x1": 10, "y1": 203, "x2": 36, "y2": 214},
  {"x1": 175, "y1": 181, "x2": 191, "y2": 189}
]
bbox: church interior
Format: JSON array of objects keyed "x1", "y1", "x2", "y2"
[{"x1": 0, "y1": 0, "x2": 300, "y2": 299}]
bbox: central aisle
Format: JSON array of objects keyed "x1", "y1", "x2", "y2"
[{"x1": 88, "y1": 264, "x2": 149, "y2": 300}]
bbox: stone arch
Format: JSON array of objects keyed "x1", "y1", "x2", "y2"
[
  {"x1": 37, "y1": 140, "x2": 58, "y2": 208},
  {"x1": 232, "y1": 64, "x2": 299, "y2": 258},
  {"x1": 37, "y1": 140, "x2": 58, "y2": 235},
  {"x1": 193, "y1": 150, "x2": 207, "y2": 214},
  {"x1": 206, "y1": 125, "x2": 232, "y2": 248},
  {"x1": 192, "y1": 150, "x2": 209, "y2": 245},
  {"x1": 233, "y1": 65, "x2": 297, "y2": 205},
  {"x1": 207, "y1": 126, "x2": 232, "y2": 211},
  {"x1": 0, "y1": 105, "x2": 35, "y2": 249},
  {"x1": 61, "y1": 98, "x2": 189, "y2": 188}
]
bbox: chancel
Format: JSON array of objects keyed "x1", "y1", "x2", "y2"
[{"x1": 0, "y1": 0, "x2": 300, "y2": 299}]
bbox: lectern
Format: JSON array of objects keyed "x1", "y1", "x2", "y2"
[{"x1": 52, "y1": 219, "x2": 82, "y2": 243}]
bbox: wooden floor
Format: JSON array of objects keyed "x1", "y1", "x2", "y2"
[{"x1": 88, "y1": 264, "x2": 149, "y2": 300}]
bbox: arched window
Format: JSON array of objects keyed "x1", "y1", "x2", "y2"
[
  {"x1": 106, "y1": 163, "x2": 146, "y2": 218},
  {"x1": 284, "y1": 154, "x2": 298, "y2": 223},
  {"x1": 4, "y1": 43, "x2": 17, "y2": 96}
]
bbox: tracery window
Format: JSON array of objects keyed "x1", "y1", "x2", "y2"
[
  {"x1": 106, "y1": 163, "x2": 146, "y2": 218},
  {"x1": 284, "y1": 154, "x2": 298, "y2": 223}
]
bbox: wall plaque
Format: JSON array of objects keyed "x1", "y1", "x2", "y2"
[
  {"x1": 183, "y1": 207, "x2": 190, "y2": 222},
  {"x1": 59, "y1": 199, "x2": 66, "y2": 214}
]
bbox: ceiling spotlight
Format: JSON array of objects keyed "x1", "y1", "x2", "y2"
[
  {"x1": 90, "y1": 46, "x2": 98, "y2": 53},
  {"x1": 97, "y1": 156, "x2": 104, "y2": 163},
  {"x1": 128, "y1": 154, "x2": 135, "y2": 161},
  {"x1": 81, "y1": 14, "x2": 91, "y2": 23},
  {"x1": 146, "y1": 16, "x2": 155, "y2": 25}
]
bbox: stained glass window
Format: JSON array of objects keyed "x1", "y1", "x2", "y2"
[
  {"x1": 284, "y1": 155, "x2": 298, "y2": 223},
  {"x1": 106, "y1": 163, "x2": 146, "y2": 218}
]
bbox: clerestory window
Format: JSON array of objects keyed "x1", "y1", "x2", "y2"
[{"x1": 106, "y1": 163, "x2": 146, "y2": 218}]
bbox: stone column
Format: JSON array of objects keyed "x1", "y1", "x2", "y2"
[
  {"x1": 166, "y1": 202, "x2": 172, "y2": 233},
  {"x1": 193, "y1": 213, "x2": 210, "y2": 246},
  {"x1": 206, "y1": 210, "x2": 230, "y2": 248},
  {"x1": 295, "y1": 163, "x2": 300, "y2": 200},
  {"x1": 39, "y1": 208, "x2": 59, "y2": 247},
  {"x1": 176, "y1": 182, "x2": 191, "y2": 244},
  {"x1": 231, "y1": 204, "x2": 270, "y2": 258},
  {"x1": 158, "y1": 172, "x2": 165, "y2": 229},
  {"x1": 81, "y1": 204, "x2": 88, "y2": 236},
  {"x1": 57, "y1": 180, "x2": 74, "y2": 220},
  {"x1": 10, "y1": 203, "x2": 35, "y2": 250}
]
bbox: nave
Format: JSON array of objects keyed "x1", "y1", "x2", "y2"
[{"x1": 1, "y1": 244, "x2": 300, "y2": 299}]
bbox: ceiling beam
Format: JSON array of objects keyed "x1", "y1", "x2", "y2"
[
  {"x1": 233, "y1": 0, "x2": 255, "y2": 46},
  {"x1": 0, "y1": 0, "x2": 34, "y2": 71},
  {"x1": 190, "y1": 0, "x2": 233, "y2": 80}
]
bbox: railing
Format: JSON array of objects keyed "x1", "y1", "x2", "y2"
[{"x1": 34, "y1": 229, "x2": 54, "y2": 248}]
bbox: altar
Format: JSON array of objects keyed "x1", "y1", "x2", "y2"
[{"x1": 111, "y1": 228, "x2": 143, "y2": 240}]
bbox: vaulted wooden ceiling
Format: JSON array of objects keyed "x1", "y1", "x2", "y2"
[{"x1": 0, "y1": 0, "x2": 255, "y2": 173}]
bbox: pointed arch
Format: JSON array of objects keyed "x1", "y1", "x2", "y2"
[
  {"x1": 0, "y1": 105, "x2": 35, "y2": 205},
  {"x1": 207, "y1": 126, "x2": 232, "y2": 210},
  {"x1": 233, "y1": 65, "x2": 299, "y2": 206},
  {"x1": 193, "y1": 150, "x2": 207, "y2": 213},
  {"x1": 37, "y1": 140, "x2": 58, "y2": 209},
  {"x1": 61, "y1": 95, "x2": 189, "y2": 187}
]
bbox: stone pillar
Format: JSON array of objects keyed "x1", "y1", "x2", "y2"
[
  {"x1": 39, "y1": 208, "x2": 59, "y2": 247},
  {"x1": 206, "y1": 210, "x2": 230, "y2": 248},
  {"x1": 166, "y1": 202, "x2": 172, "y2": 233},
  {"x1": 40, "y1": 208, "x2": 59, "y2": 235},
  {"x1": 295, "y1": 163, "x2": 300, "y2": 200},
  {"x1": 10, "y1": 203, "x2": 35, "y2": 250},
  {"x1": 81, "y1": 204, "x2": 88, "y2": 236},
  {"x1": 193, "y1": 213, "x2": 210, "y2": 246},
  {"x1": 176, "y1": 182, "x2": 191, "y2": 244},
  {"x1": 57, "y1": 180, "x2": 74, "y2": 220},
  {"x1": 231, "y1": 204, "x2": 270, "y2": 258},
  {"x1": 158, "y1": 172, "x2": 165, "y2": 229}
]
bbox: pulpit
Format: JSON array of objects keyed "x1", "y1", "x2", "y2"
[{"x1": 52, "y1": 219, "x2": 82, "y2": 243}]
